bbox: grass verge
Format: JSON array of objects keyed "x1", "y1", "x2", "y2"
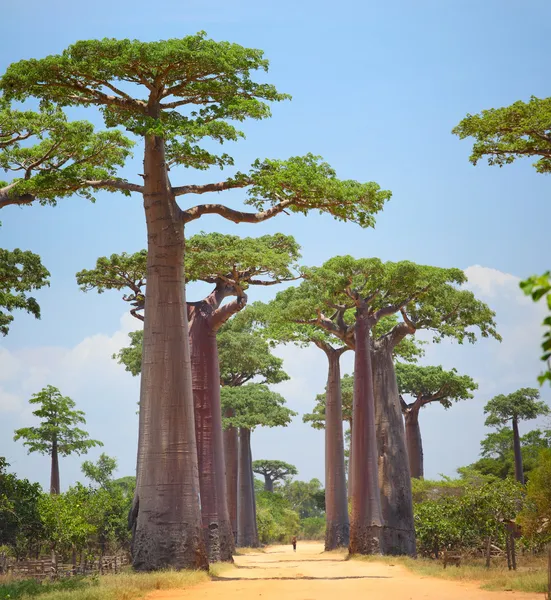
[
  {"x1": 0, "y1": 570, "x2": 209, "y2": 600},
  {"x1": 352, "y1": 554, "x2": 548, "y2": 594}
]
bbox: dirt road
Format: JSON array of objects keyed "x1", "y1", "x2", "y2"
[{"x1": 149, "y1": 542, "x2": 542, "y2": 600}]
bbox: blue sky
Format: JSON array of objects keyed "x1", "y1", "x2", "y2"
[{"x1": 1, "y1": 0, "x2": 550, "y2": 489}]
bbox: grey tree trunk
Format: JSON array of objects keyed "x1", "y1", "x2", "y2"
[
  {"x1": 323, "y1": 346, "x2": 350, "y2": 550},
  {"x1": 50, "y1": 437, "x2": 60, "y2": 495},
  {"x1": 237, "y1": 428, "x2": 259, "y2": 547},
  {"x1": 131, "y1": 132, "x2": 207, "y2": 571},
  {"x1": 263, "y1": 477, "x2": 274, "y2": 492},
  {"x1": 349, "y1": 315, "x2": 383, "y2": 555},
  {"x1": 189, "y1": 299, "x2": 234, "y2": 562},
  {"x1": 223, "y1": 408, "x2": 238, "y2": 543},
  {"x1": 512, "y1": 417, "x2": 524, "y2": 485},
  {"x1": 404, "y1": 408, "x2": 423, "y2": 479},
  {"x1": 372, "y1": 342, "x2": 416, "y2": 556}
]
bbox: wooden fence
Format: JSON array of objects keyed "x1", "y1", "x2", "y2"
[{"x1": 0, "y1": 553, "x2": 130, "y2": 580}]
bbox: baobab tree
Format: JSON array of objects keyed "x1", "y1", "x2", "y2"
[
  {"x1": 114, "y1": 307, "x2": 288, "y2": 544},
  {"x1": 264, "y1": 256, "x2": 499, "y2": 555},
  {"x1": 13, "y1": 386, "x2": 102, "y2": 494},
  {"x1": 77, "y1": 232, "x2": 299, "y2": 561},
  {"x1": 1, "y1": 35, "x2": 392, "y2": 569},
  {"x1": 395, "y1": 363, "x2": 477, "y2": 479},
  {"x1": 453, "y1": 95, "x2": 551, "y2": 385},
  {"x1": 221, "y1": 384, "x2": 296, "y2": 547},
  {"x1": 484, "y1": 388, "x2": 549, "y2": 484},
  {"x1": 252, "y1": 460, "x2": 298, "y2": 492}
]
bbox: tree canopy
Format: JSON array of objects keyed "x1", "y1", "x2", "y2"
[
  {"x1": 0, "y1": 36, "x2": 391, "y2": 226},
  {"x1": 0, "y1": 247, "x2": 50, "y2": 335},
  {"x1": 396, "y1": 363, "x2": 478, "y2": 410},
  {"x1": 252, "y1": 460, "x2": 298, "y2": 483},
  {"x1": 484, "y1": 388, "x2": 549, "y2": 428},
  {"x1": 220, "y1": 384, "x2": 296, "y2": 430},
  {"x1": 81, "y1": 453, "x2": 118, "y2": 490},
  {"x1": 13, "y1": 385, "x2": 102, "y2": 458},
  {"x1": 452, "y1": 96, "x2": 551, "y2": 174}
]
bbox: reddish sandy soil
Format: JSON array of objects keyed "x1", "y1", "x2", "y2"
[{"x1": 148, "y1": 542, "x2": 542, "y2": 600}]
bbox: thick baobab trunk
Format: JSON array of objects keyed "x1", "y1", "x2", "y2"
[
  {"x1": 131, "y1": 133, "x2": 207, "y2": 571},
  {"x1": 50, "y1": 437, "x2": 60, "y2": 495},
  {"x1": 189, "y1": 297, "x2": 234, "y2": 562},
  {"x1": 237, "y1": 428, "x2": 259, "y2": 547},
  {"x1": 323, "y1": 347, "x2": 350, "y2": 550},
  {"x1": 512, "y1": 417, "x2": 524, "y2": 484},
  {"x1": 404, "y1": 408, "x2": 423, "y2": 479},
  {"x1": 372, "y1": 343, "x2": 416, "y2": 556},
  {"x1": 349, "y1": 315, "x2": 383, "y2": 555},
  {"x1": 263, "y1": 476, "x2": 274, "y2": 492},
  {"x1": 223, "y1": 407, "x2": 238, "y2": 542}
]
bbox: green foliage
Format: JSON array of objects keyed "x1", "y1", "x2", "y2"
[
  {"x1": 113, "y1": 330, "x2": 143, "y2": 376},
  {"x1": 0, "y1": 101, "x2": 133, "y2": 205},
  {"x1": 0, "y1": 575, "x2": 89, "y2": 600},
  {"x1": 300, "y1": 516, "x2": 326, "y2": 540},
  {"x1": 277, "y1": 478, "x2": 325, "y2": 519},
  {"x1": 472, "y1": 428, "x2": 551, "y2": 481},
  {"x1": 520, "y1": 272, "x2": 551, "y2": 385},
  {"x1": 484, "y1": 388, "x2": 549, "y2": 428},
  {"x1": 220, "y1": 384, "x2": 296, "y2": 430},
  {"x1": 396, "y1": 363, "x2": 477, "y2": 409},
  {"x1": 218, "y1": 308, "x2": 289, "y2": 386},
  {"x1": 413, "y1": 476, "x2": 525, "y2": 556},
  {"x1": 521, "y1": 448, "x2": 551, "y2": 543},
  {"x1": 81, "y1": 453, "x2": 118, "y2": 490},
  {"x1": 261, "y1": 256, "x2": 500, "y2": 350},
  {"x1": 255, "y1": 491, "x2": 300, "y2": 544},
  {"x1": 0, "y1": 459, "x2": 43, "y2": 558},
  {"x1": 0, "y1": 247, "x2": 50, "y2": 335},
  {"x1": 13, "y1": 385, "x2": 102, "y2": 457},
  {"x1": 452, "y1": 96, "x2": 551, "y2": 173},
  {"x1": 252, "y1": 460, "x2": 298, "y2": 484}
]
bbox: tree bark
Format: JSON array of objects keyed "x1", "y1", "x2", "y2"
[
  {"x1": 263, "y1": 476, "x2": 274, "y2": 492},
  {"x1": 237, "y1": 428, "x2": 259, "y2": 547},
  {"x1": 372, "y1": 342, "x2": 416, "y2": 556},
  {"x1": 349, "y1": 314, "x2": 384, "y2": 555},
  {"x1": 223, "y1": 407, "x2": 238, "y2": 543},
  {"x1": 404, "y1": 407, "x2": 423, "y2": 479},
  {"x1": 50, "y1": 437, "x2": 60, "y2": 495},
  {"x1": 322, "y1": 346, "x2": 350, "y2": 550},
  {"x1": 512, "y1": 417, "x2": 524, "y2": 485},
  {"x1": 188, "y1": 295, "x2": 234, "y2": 563},
  {"x1": 131, "y1": 132, "x2": 207, "y2": 571}
]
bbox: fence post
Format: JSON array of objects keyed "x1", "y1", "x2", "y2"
[{"x1": 485, "y1": 537, "x2": 491, "y2": 569}]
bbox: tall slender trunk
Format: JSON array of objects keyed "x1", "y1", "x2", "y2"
[
  {"x1": 237, "y1": 428, "x2": 259, "y2": 547},
  {"x1": 223, "y1": 408, "x2": 238, "y2": 542},
  {"x1": 347, "y1": 418, "x2": 353, "y2": 505},
  {"x1": 372, "y1": 343, "x2": 416, "y2": 556},
  {"x1": 188, "y1": 300, "x2": 234, "y2": 562},
  {"x1": 50, "y1": 437, "x2": 60, "y2": 495},
  {"x1": 404, "y1": 408, "x2": 423, "y2": 479},
  {"x1": 264, "y1": 477, "x2": 274, "y2": 492},
  {"x1": 349, "y1": 315, "x2": 383, "y2": 555},
  {"x1": 512, "y1": 417, "x2": 524, "y2": 484},
  {"x1": 132, "y1": 132, "x2": 207, "y2": 571},
  {"x1": 323, "y1": 347, "x2": 350, "y2": 550}
]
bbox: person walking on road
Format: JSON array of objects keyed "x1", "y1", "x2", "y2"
[{"x1": 291, "y1": 535, "x2": 297, "y2": 552}]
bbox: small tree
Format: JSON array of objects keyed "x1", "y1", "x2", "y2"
[
  {"x1": 81, "y1": 453, "x2": 118, "y2": 490},
  {"x1": 221, "y1": 384, "x2": 296, "y2": 547},
  {"x1": 13, "y1": 386, "x2": 102, "y2": 494},
  {"x1": 396, "y1": 363, "x2": 477, "y2": 479},
  {"x1": 484, "y1": 388, "x2": 550, "y2": 484},
  {"x1": 252, "y1": 460, "x2": 298, "y2": 492}
]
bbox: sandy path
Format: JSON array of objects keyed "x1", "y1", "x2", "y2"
[{"x1": 149, "y1": 542, "x2": 542, "y2": 600}]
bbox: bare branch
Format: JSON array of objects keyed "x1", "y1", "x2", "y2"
[
  {"x1": 172, "y1": 179, "x2": 250, "y2": 197},
  {"x1": 181, "y1": 199, "x2": 294, "y2": 225}
]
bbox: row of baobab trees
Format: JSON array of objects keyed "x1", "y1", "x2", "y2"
[
  {"x1": 0, "y1": 33, "x2": 511, "y2": 570},
  {"x1": 76, "y1": 234, "x2": 500, "y2": 561}
]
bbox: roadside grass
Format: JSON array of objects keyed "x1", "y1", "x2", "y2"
[
  {"x1": 0, "y1": 570, "x2": 208, "y2": 600},
  {"x1": 232, "y1": 548, "x2": 265, "y2": 556},
  {"x1": 352, "y1": 554, "x2": 548, "y2": 594}
]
